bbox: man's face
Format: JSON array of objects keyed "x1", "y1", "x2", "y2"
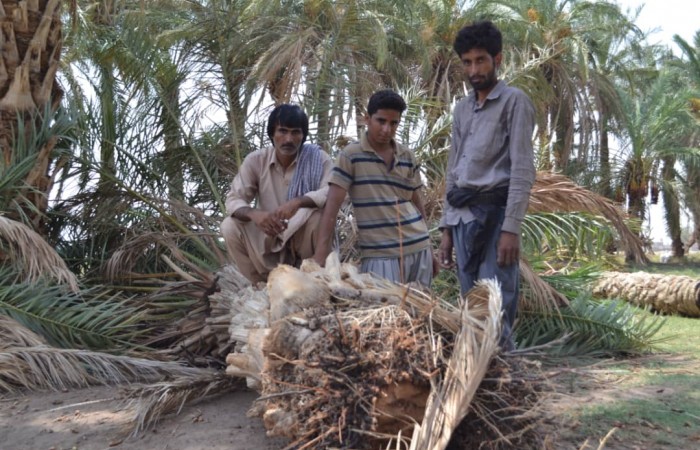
[
  {"x1": 365, "y1": 108, "x2": 401, "y2": 147},
  {"x1": 460, "y1": 48, "x2": 501, "y2": 92},
  {"x1": 272, "y1": 124, "x2": 305, "y2": 158}
]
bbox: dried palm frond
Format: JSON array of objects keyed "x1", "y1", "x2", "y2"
[
  {"x1": 0, "y1": 344, "x2": 211, "y2": 394},
  {"x1": 528, "y1": 172, "x2": 648, "y2": 264},
  {"x1": 519, "y1": 259, "x2": 568, "y2": 312},
  {"x1": 0, "y1": 314, "x2": 46, "y2": 348},
  {"x1": 409, "y1": 280, "x2": 502, "y2": 450},
  {"x1": 99, "y1": 197, "x2": 225, "y2": 285},
  {"x1": 121, "y1": 372, "x2": 242, "y2": 436},
  {"x1": 0, "y1": 215, "x2": 79, "y2": 291}
]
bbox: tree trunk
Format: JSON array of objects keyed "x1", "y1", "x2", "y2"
[
  {"x1": 159, "y1": 71, "x2": 184, "y2": 201},
  {"x1": 0, "y1": 0, "x2": 64, "y2": 233},
  {"x1": 662, "y1": 157, "x2": 684, "y2": 258},
  {"x1": 599, "y1": 108, "x2": 612, "y2": 198},
  {"x1": 593, "y1": 271, "x2": 700, "y2": 317}
]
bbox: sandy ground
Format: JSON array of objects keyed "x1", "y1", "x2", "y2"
[
  {"x1": 2, "y1": 354, "x2": 697, "y2": 450},
  {"x1": 0, "y1": 386, "x2": 288, "y2": 450}
]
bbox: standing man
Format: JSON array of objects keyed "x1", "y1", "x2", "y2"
[
  {"x1": 221, "y1": 104, "x2": 333, "y2": 284},
  {"x1": 437, "y1": 21, "x2": 536, "y2": 349},
  {"x1": 313, "y1": 89, "x2": 438, "y2": 287}
]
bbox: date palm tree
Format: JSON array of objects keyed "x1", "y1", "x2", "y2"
[
  {"x1": 673, "y1": 32, "x2": 700, "y2": 252},
  {"x1": 479, "y1": 0, "x2": 637, "y2": 176},
  {"x1": 0, "y1": 0, "x2": 65, "y2": 233},
  {"x1": 617, "y1": 69, "x2": 696, "y2": 251}
]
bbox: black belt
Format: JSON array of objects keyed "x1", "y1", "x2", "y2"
[{"x1": 446, "y1": 185, "x2": 509, "y2": 208}]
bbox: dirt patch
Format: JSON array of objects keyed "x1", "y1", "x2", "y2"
[
  {"x1": 2, "y1": 354, "x2": 698, "y2": 450},
  {"x1": 539, "y1": 354, "x2": 700, "y2": 450},
  {"x1": 0, "y1": 386, "x2": 287, "y2": 450}
]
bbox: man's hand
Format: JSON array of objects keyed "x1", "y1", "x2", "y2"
[
  {"x1": 431, "y1": 252, "x2": 441, "y2": 277},
  {"x1": 437, "y1": 229, "x2": 455, "y2": 269},
  {"x1": 275, "y1": 198, "x2": 302, "y2": 221},
  {"x1": 497, "y1": 231, "x2": 520, "y2": 267},
  {"x1": 250, "y1": 210, "x2": 287, "y2": 237},
  {"x1": 311, "y1": 252, "x2": 326, "y2": 267}
]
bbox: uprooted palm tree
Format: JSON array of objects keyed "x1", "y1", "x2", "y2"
[{"x1": 593, "y1": 271, "x2": 700, "y2": 318}]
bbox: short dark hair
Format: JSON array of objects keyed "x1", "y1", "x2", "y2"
[
  {"x1": 267, "y1": 104, "x2": 309, "y2": 145},
  {"x1": 367, "y1": 89, "x2": 407, "y2": 116},
  {"x1": 453, "y1": 20, "x2": 502, "y2": 58}
]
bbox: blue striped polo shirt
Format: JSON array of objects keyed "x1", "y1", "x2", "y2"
[{"x1": 330, "y1": 132, "x2": 430, "y2": 258}]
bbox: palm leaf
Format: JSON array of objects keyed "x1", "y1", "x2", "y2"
[
  {"x1": 0, "y1": 314, "x2": 47, "y2": 348},
  {"x1": 0, "y1": 216, "x2": 79, "y2": 291},
  {"x1": 515, "y1": 294, "x2": 666, "y2": 356},
  {"x1": 528, "y1": 172, "x2": 648, "y2": 264},
  {"x1": 522, "y1": 212, "x2": 616, "y2": 264},
  {"x1": 0, "y1": 316, "x2": 212, "y2": 393},
  {"x1": 0, "y1": 345, "x2": 212, "y2": 394},
  {"x1": 0, "y1": 272, "x2": 158, "y2": 353},
  {"x1": 122, "y1": 372, "x2": 242, "y2": 436}
]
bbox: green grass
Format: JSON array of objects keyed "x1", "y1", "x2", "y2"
[
  {"x1": 626, "y1": 252, "x2": 700, "y2": 277},
  {"x1": 548, "y1": 261, "x2": 700, "y2": 449},
  {"x1": 575, "y1": 388, "x2": 700, "y2": 448},
  {"x1": 654, "y1": 315, "x2": 700, "y2": 354}
]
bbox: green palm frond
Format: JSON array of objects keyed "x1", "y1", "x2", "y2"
[
  {"x1": 522, "y1": 212, "x2": 616, "y2": 264},
  {"x1": 515, "y1": 294, "x2": 666, "y2": 356},
  {"x1": 0, "y1": 272, "x2": 157, "y2": 353},
  {"x1": 537, "y1": 264, "x2": 607, "y2": 300}
]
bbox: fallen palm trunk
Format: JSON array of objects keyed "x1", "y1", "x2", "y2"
[
  {"x1": 593, "y1": 271, "x2": 700, "y2": 317},
  {"x1": 223, "y1": 255, "x2": 531, "y2": 448}
]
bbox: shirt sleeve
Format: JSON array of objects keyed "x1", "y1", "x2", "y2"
[
  {"x1": 410, "y1": 152, "x2": 423, "y2": 190},
  {"x1": 329, "y1": 149, "x2": 354, "y2": 191},
  {"x1": 225, "y1": 152, "x2": 261, "y2": 216},
  {"x1": 439, "y1": 102, "x2": 463, "y2": 229},
  {"x1": 502, "y1": 91, "x2": 536, "y2": 234},
  {"x1": 302, "y1": 151, "x2": 334, "y2": 208}
]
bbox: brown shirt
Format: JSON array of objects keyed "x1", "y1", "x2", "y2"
[{"x1": 225, "y1": 145, "x2": 333, "y2": 216}]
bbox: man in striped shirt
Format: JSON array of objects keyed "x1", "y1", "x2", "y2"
[{"x1": 313, "y1": 90, "x2": 438, "y2": 286}]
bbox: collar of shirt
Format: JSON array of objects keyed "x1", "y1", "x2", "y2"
[
  {"x1": 470, "y1": 80, "x2": 506, "y2": 110},
  {"x1": 265, "y1": 145, "x2": 299, "y2": 170},
  {"x1": 358, "y1": 131, "x2": 399, "y2": 156},
  {"x1": 360, "y1": 131, "x2": 406, "y2": 171}
]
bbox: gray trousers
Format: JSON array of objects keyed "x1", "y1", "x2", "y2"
[
  {"x1": 360, "y1": 247, "x2": 433, "y2": 287},
  {"x1": 452, "y1": 207, "x2": 519, "y2": 350}
]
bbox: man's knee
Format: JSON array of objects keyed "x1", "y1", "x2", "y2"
[
  {"x1": 221, "y1": 216, "x2": 240, "y2": 243},
  {"x1": 221, "y1": 216, "x2": 252, "y2": 260},
  {"x1": 291, "y1": 210, "x2": 323, "y2": 258}
]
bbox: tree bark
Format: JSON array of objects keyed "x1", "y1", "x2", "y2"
[
  {"x1": 593, "y1": 271, "x2": 700, "y2": 317},
  {"x1": 1, "y1": 0, "x2": 64, "y2": 233}
]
